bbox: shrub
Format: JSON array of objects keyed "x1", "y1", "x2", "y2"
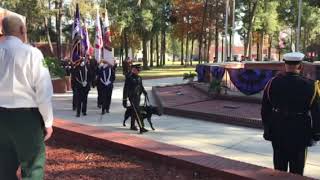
[
  {"x1": 43, "y1": 57, "x2": 65, "y2": 78},
  {"x1": 183, "y1": 71, "x2": 197, "y2": 80}
]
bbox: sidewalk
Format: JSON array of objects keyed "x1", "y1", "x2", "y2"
[{"x1": 52, "y1": 77, "x2": 320, "y2": 179}]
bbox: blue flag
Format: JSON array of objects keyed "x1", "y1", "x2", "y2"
[
  {"x1": 71, "y1": 4, "x2": 82, "y2": 63},
  {"x1": 81, "y1": 23, "x2": 90, "y2": 56}
]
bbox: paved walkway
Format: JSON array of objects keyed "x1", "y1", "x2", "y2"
[{"x1": 52, "y1": 77, "x2": 320, "y2": 179}]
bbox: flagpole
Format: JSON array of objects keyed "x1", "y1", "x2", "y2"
[
  {"x1": 231, "y1": 0, "x2": 235, "y2": 61},
  {"x1": 224, "y1": 0, "x2": 229, "y2": 62},
  {"x1": 296, "y1": 0, "x2": 302, "y2": 52}
]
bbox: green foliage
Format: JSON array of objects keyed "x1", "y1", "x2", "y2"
[
  {"x1": 43, "y1": 57, "x2": 65, "y2": 78},
  {"x1": 208, "y1": 79, "x2": 228, "y2": 94},
  {"x1": 182, "y1": 71, "x2": 196, "y2": 80}
]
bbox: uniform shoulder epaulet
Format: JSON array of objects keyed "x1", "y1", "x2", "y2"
[{"x1": 310, "y1": 80, "x2": 320, "y2": 107}]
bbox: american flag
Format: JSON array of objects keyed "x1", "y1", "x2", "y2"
[
  {"x1": 71, "y1": 3, "x2": 82, "y2": 63},
  {"x1": 94, "y1": 9, "x2": 103, "y2": 62}
]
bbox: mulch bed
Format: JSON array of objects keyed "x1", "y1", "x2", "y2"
[{"x1": 45, "y1": 138, "x2": 217, "y2": 180}]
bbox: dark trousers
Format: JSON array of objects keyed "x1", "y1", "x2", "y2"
[
  {"x1": 272, "y1": 143, "x2": 307, "y2": 175},
  {"x1": 97, "y1": 84, "x2": 102, "y2": 107},
  {"x1": 101, "y1": 84, "x2": 113, "y2": 112},
  {"x1": 72, "y1": 81, "x2": 76, "y2": 110},
  {"x1": 75, "y1": 87, "x2": 89, "y2": 115},
  {"x1": 0, "y1": 109, "x2": 45, "y2": 180},
  {"x1": 129, "y1": 97, "x2": 144, "y2": 129}
]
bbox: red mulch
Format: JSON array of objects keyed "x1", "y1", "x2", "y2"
[{"x1": 45, "y1": 139, "x2": 217, "y2": 180}]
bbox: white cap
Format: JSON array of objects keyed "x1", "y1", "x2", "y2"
[{"x1": 283, "y1": 52, "x2": 305, "y2": 62}]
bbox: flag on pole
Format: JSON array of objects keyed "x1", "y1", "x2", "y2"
[
  {"x1": 102, "y1": 9, "x2": 114, "y2": 66},
  {"x1": 94, "y1": 9, "x2": 103, "y2": 63},
  {"x1": 71, "y1": 3, "x2": 82, "y2": 63},
  {"x1": 82, "y1": 22, "x2": 90, "y2": 56}
]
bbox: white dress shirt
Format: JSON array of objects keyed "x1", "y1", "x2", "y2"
[{"x1": 0, "y1": 36, "x2": 53, "y2": 128}]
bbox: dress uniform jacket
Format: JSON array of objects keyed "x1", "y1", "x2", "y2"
[
  {"x1": 97, "y1": 65, "x2": 115, "y2": 113},
  {"x1": 262, "y1": 72, "x2": 320, "y2": 149},
  {"x1": 123, "y1": 72, "x2": 147, "y2": 129}
]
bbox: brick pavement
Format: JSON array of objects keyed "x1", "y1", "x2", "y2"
[
  {"x1": 53, "y1": 118, "x2": 312, "y2": 180},
  {"x1": 153, "y1": 83, "x2": 262, "y2": 129}
]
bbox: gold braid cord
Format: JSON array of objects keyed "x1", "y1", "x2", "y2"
[{"x1": 310, "y1": 80, "x2": 320, "y2": 107}]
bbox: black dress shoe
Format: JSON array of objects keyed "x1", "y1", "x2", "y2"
[
  {"x1": 130, "y1": 126, "x2": 138, "y2": 131},
  {"x1": 140, "y1": 128, "x2": 148, "y2": 133},
  {"x1": 106, "y1": 109, "x2": 110, "y2": 113},
  {"x1": 82, "y1": 112, "x2": 87, "y2": 116},
  {"x1": 76, "y1": 114, "x2": 80, "y2": 117},
  {"x1": 101, "y1": 110, "x2": 105, "y2": 115}
]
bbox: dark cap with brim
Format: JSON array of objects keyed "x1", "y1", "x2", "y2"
[{"x1": 132, "y1": 64, "x2": 142, "y2": 70}]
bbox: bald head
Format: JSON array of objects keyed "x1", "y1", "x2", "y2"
[{"x1": 2, "y1": 15, "x2": 27, "y2": 42}]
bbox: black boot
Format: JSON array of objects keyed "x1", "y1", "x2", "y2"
[{"x1": 140, "y1": 128, "x2": 148, "y2": 133}]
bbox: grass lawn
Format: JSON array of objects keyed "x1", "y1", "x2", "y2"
[{"x1": 115, "y1": 60, "x2": 199, "y2": 81}]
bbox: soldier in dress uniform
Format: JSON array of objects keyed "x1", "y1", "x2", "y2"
[
  {"x1": 72, "y1": 58, "x2": 92, "y2": 117},
  {"x1": 261, "y1": 52, "x2": 320, "y2": 175},
  {"x1": 122, "y1": 64, "x2": 148, "y2": 133},
  {"x1": 97, "y1": 62, "x2": 116, "y2": 114}
]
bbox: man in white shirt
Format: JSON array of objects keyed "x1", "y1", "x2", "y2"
[{"x1": 0, "y1": 15, "x2": 53, "y2": 180}]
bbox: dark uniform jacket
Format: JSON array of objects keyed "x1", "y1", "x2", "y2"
[
  {"x1": 261, "y1": 72, "x2": 320, "y2": 150},
  {"x1": 97, "y1": 66, "x2": 116, "y2": 88},
  {"x1": 123, "y1": 72, "x2": 147, "y2": 101},
  {"x1": 71, "y1": 63, "x2": 92, "y2": 91}
]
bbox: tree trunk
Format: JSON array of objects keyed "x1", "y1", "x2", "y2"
[
  {"x1": 259, "y1": 31, "x2": 264, "y2": 61},
  {"x1": 215, "y1": 28, "x2": 219, "y2": 62},
  {"x1": 221, "y1": 37, "x2": 224, "y2": 61},
  {"x1": 268, "y1": 35, "x2": 272, "y2": 60},
  {"x1": 203, "y1": 33, "x2": 208, "y2": 62},
  {"x1": 214, "y1": 0, "x2": 219, "y2": 62},
  {"x1": 303, "y1": 28, "x2": 306, "y2": 52},
  {"x1": 150, "y1": 36, "x2": 154, "y2": 67},
  {"x1": 203, "y1": 33, "x2": 209, "y2": 63},
  {"x1": 120, "y1": 36, "x2": 124, "y2": 66},
  {"x1": 207, "y1": 30, "x2": 213, "y2": 63},
  {"x1": 244, "y1": 0, "x2": 258, "y2": 58},
  {"x1": 190, "y1": 38, "x2": 194, "y2": 66},
  {"x1": 256, "y1": 41, "x2": 259, "y2": 61},
  {"x1": 185, "y1": 32, "x2": 189, "y2": 66},
  {"x1": 229, "y1": 32, "x2": 232, "y2": 61},
  {"x1": 161, "y1": 29, "x2": 166, "y2": 66},
  {"x1": 198, "y1": 0, "x2": 209, "y2": 63},
  {"x1": 156, "y1": 33, "x2": 160, "y2": 67},
  {"x1": 142, "y1": 35, "x2": 148, "y2": 69},
  {"x1": 55, "y1": 1, "x2": 60, "y2": 59},
  {"x1": 180, "y1": 37, "x2": 184, "y2": 65},
  {"x1": 44, "y1": 16, "x2": 54, "y2": 55},
  {"x1": 124, "y1": 29, "x2": 129, "y2": 59}
]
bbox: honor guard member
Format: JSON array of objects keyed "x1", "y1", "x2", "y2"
[
  {"x1": 97, "y1": 62, "x2": 116, "y2": 114},
  {"x1": 72, "y1": 58, "x2": 92, "y2": 117},
  {"x1": 122, "y1": 64, "x2": 148, "y2": 133},
  {"x1": 261, "y1": 52, "x2": 320, "y2": 175},
  {"x1": 0, "y1": 15, "x2": 53, "y2": 179}
]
